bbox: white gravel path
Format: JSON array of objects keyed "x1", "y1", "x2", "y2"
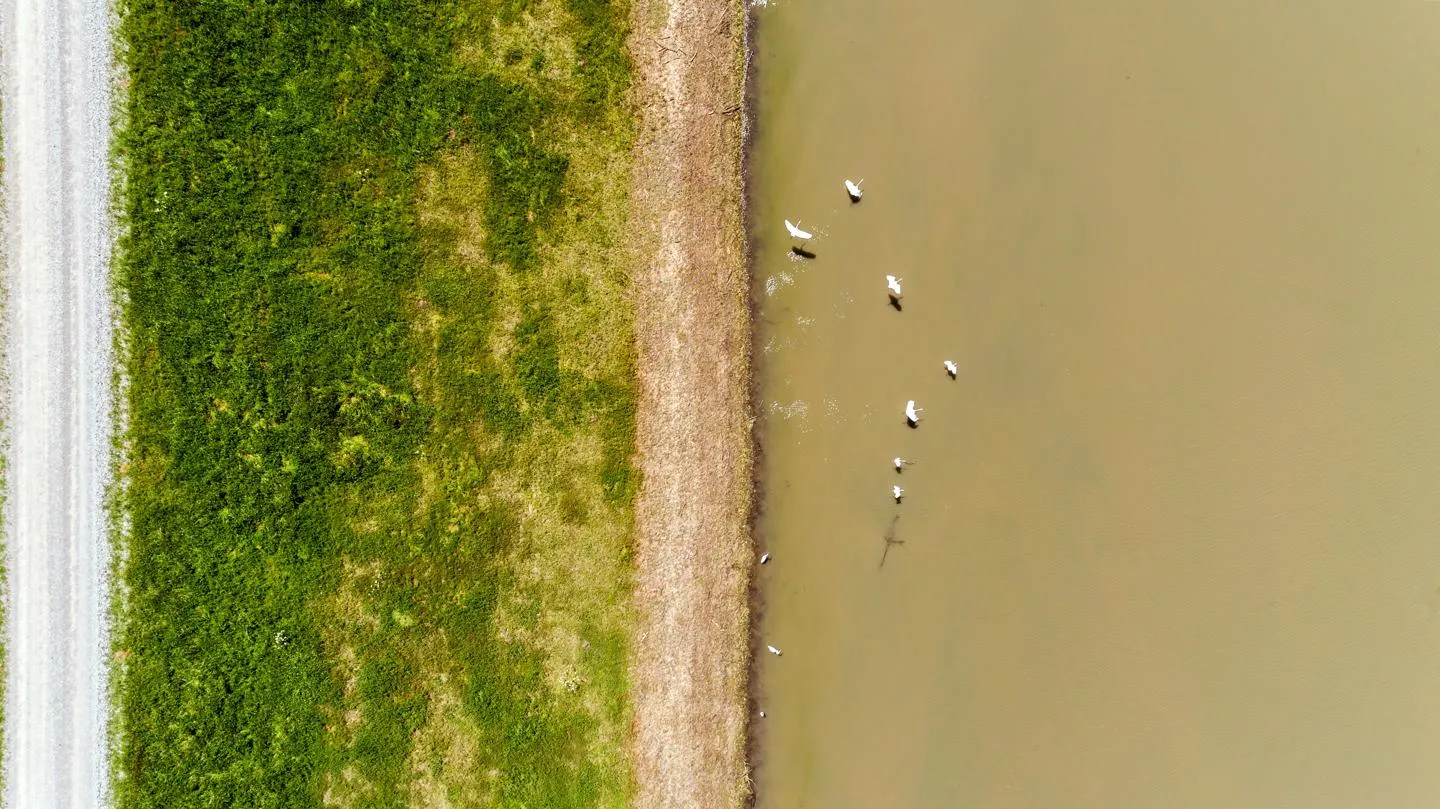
[{"x1": 0, "y1": 0, "x2": 115, "y2": 805}]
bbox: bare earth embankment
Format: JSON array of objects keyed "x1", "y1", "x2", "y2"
[{"x1": 627, "y1": 0, "x2": 752, "y2": 807}]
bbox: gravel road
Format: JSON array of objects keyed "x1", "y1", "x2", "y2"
[{"x1": 0, "y1": 0, "x2": 115, "y2": 805}]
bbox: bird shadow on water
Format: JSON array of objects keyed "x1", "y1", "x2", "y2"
[
  {"x1": 879, "y1": 515, "x2": 903, "y2": 569},
  {"x1": 791, "y1": 246, "x2": 816, "y2": 259},
  {"x1": 888, "y1": 296, "x2": 902, "y2": 312}
]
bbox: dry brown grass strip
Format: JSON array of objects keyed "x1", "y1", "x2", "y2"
[{"x1": 626, "y1": 0, "x2": 753, "y2": 806}]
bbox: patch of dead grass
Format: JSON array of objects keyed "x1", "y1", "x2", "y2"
[
  {"x1": 403, "y1": 664, "x2": 488, "y2": 808},
  {"x1": 461, "y1": 0, "x2": 583, "y2": 97},
  {"x1": 314, "y1": 6, "x2": 644, "y2": 801}
]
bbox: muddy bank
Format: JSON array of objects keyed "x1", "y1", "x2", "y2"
[{"x1": 626, "y1": 0, "x2": 753, "y2": 807}]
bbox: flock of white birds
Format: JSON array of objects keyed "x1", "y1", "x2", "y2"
[
  {"x1": 759, "y1": 178, "x2": 959, "y2": 694},
  {"x1": 786, "y1": 179, "x2": 958, "y2": 504}
]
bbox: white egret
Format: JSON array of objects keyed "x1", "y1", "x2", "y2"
[
  {"x1": 784, "y1": 219, "x2": 813, "y2": 241},
  {"x1": 905, "y1": 400, "x2": 922, "y2": 424},
  {"x1": 759, "y1": 711, "x2": 767, "y2": 718},
  {"x1": 944, "y1": 360, "x2": 958, "y2": 378},
  {"x1": 844, "y1": 179, "x2": 864, "y2": 201},
  {"x1": 886, "y1": 274, "x2": 902, "y2": 298},
  {"x1": 892, "y1": 485, "x2": 905, "y2": 503},
  {"x1": 893, "y1": 456, "x2": 908, "y2": 471},
  {"x1": 767, "y1": 645, "x2": 783, "y2": 656},
  {"x1": 759, "y1": 552, "x2": 771, "y2": 565}
]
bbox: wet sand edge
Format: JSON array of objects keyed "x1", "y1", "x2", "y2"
[{"x1": 627, "y1": 0, "x2": 755, "y2": 807}]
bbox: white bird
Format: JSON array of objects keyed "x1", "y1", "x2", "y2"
[
  {"x1": 759, "y1": 711, "x2": 767, "y2": 717},
  {"x1": 944, "y1": 360, "x2": 958, "y2": 378},
  {"x1": 759, "y1": 552, "x2": 771, "y2": 565},
  {"x1": 767, "y1": 645, "x2": 783, "y2": 656},
  {"x1": 905, "y1": 400, "x2": 922, "y2": 424},
  {"x1": 844, "y1": 178, "x2": 864, "y2": 201},
  {"x1": 784, "y1": 219, "x2": 813, "y2": 241},
  {"x1": 893, "y1": 456, "x2": 907, "y2": 471},
  {"x1": 886, "y1": 275, "x2": 902, "y2": 298},
  {"x1": 892, "y1": 485, "x2": 905, "y2": 503}
]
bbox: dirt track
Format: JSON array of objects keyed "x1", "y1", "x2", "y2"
[
  {"x1": 626, "y1": 0, "x2": 752, "y2": 806},
  {"x1": 0, "y1": 0, "x2": 115, "y2": 805}
]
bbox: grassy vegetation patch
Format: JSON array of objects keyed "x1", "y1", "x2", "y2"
[{"x1": 115, "y1": 0, "x2": 637, "y2": 806}]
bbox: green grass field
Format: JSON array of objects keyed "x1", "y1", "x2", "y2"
[{"x1": 114, "y1": 1, "x2": 638, "y2": 806}]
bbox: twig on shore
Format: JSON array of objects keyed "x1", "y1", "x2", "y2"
[{"x1": 655, "y1": 37, "x2": 689, "y2": 57}]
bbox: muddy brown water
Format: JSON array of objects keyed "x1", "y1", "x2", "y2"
[{"x1": 749, "y1": 1, "x2": 1440, "y2": 807}]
